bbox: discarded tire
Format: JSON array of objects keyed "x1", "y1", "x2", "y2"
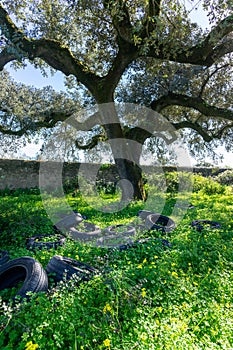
[
  {"x1": 46, "y1": 255, "x2": 97, "y2": 283},
  {"x1": 0, "y1": 257, "x2": 48, "y2": 299},
  {"x1": 145, "y1": 213, "x2": 176, "y2": 233},
  {"x1": 95, "y1": 224, "x2": 136, "y2": 248},
  {"x1": 27, "y1": 234, "x2": 66, "y2": 251},
  {"x1": 0, "y1": 250, "x2": 9, "y2": 265},
  {"x1": 137, "y1": 210, "x2": 155, "y2": 220},
  {"x1": 132, "y1": 223, "x2": 147, "y2": 232},
  {"x1": 54, "y1": 212, "x2": 83, "y2": 231},
  {"x1": 191, "y1": 220, "x2": 221, "y2": 232},
  {"x1": 69, "y1": 222, "x2": 102, "y2": 241},
  {"x1": 104, "y1": 224, "x2": 136, "y2": 236}
]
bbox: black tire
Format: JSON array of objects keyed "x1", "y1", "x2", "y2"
[
  {"x1": 46, "y1": 255, "x2": 97, "y2": 283},
  {"x1": 0, "y1": 257, "x2": 48, "y2": 299},
  {"x1": 54, "y1": 212, "x2": 83, "y2": 231},
  {"x1": 104, "y1": 224, "x2": 136, "y2": 236},
  {"x1": 129, "y1": 221, "x2": 147, "y2": 231},
  {"x1": 96, "y1": 225, "x2": 136, "y2": 248},
  {"x1": 26, "y1": 234, "x2": 66, "y2": 251},
  {"x1": 191, "y1": 220, "x2": 221, "y2": 232},
  {"x1": 145, "y1": 213, "x2": 176, "y2": 233},
  {"x1": 137, "y1": 210, "x2": 155, "y2": 220},
  {"x1": 0, "y1": 250, "x2": 9, "y2": 265},
  {"x1": 69, "y1": 222, "x2": 102, "y2": 241}
]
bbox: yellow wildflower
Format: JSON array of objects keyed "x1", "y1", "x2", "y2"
[
  {"x1": 140, "y1": 333, "x2": 147, "y2": 342},
  {"x1": 141, "y1": 288, "x2": 146, "y2": 298},
  {"x1": 142, "y1": 258, "x2": 147, "y2": 264},
  {"x1": 137, "y1": 264, "x2": 143, "y2": 269},
  {"x1": 103, "y1": 338, "x2": 111, "y2": 347},
  {"x1": 171, "y1": 271, "x2": 178, "y2": 278},
  {"x1": 25, "y1": 341, "x2": 39, "y2": 350},
  {"x1": 103, "y1": 303, "x2": 112, "y2": 313}
]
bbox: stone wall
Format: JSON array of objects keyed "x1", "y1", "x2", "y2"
[
  {"x1": 0, "y1": 159, "x2": 80, "y2": 190},
  {"x1": 0, "y1": 158, "x2": 229, "y2": 190}
]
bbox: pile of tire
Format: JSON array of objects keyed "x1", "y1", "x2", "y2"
[
  {"x1": 191, "y1": 219, "x2": 221, "y2": 232},
  {"x1": 94, "y1": 211, "x2": 176, "y2": 251},
  {"x1": 0, "y1": 210, "x2": 177, "y2": 300},
  {"x1": 0, "y1": 254, "x2": 97, "y2": 300}
]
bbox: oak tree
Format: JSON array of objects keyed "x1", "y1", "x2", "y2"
[{"x1": 0, "y1": 0, "x2": 232, "y2": 200}]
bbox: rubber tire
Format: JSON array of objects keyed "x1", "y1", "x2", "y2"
[
  {"x1": 96, "y1": 225, "x2": 136, "y2": 249},
  {"x1": 0, "y1": 250, "x2": 9, "y2": 265},
  {"x1": 46, "y1": 255, "x2": 97, "y2": 283},
  {"x1": 145, "y1": 213, "x2": 176, "y2": 233},
  {"x1": 69, "y1": 222, "x2": 102, "y2": 241},
  {"x1": 54, "y1": 212, "x2": 83, "y2": 231},
  {"x1": 0, "y1": 256, "x2": 48, "y2": 299},
  {"x1": 137, "y1": 210, "x2": 155, "y2": 220},
  {"x1": 191, "y1": 220, "x2": 221, "y2": 232},
  {"x1": 104, "y1": 224, "x2": 136, "y2": 236},
  {"x1": 26, "y1": 234, "x2": 66, "y2": 251}
]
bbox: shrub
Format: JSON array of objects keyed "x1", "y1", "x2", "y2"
[
  {"x1": 215, "y1": 170, "x2": 233, "y2": 186},
  {"x1": 193, "y1": 174, "x2": 226, "y2": 195},
  {"x1": 147, "y1": 171, "x2": 193, "y2": 194}
]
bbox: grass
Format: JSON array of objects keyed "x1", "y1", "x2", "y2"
[{"x1": 0, "y1": 173, "x2": 233, "y2": 349}]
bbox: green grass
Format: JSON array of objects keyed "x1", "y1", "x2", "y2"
[{"x1": 0, "y1": 174, "x2": 233, "y2": 349}]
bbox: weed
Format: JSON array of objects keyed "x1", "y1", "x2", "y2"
[{"x1": 0, "y1": 174, "x2": 232, "y2": 349}]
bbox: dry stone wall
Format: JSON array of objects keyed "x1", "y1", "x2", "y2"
[{"x1": 0, "y1": 159, "x2": 228, "y2": 190}]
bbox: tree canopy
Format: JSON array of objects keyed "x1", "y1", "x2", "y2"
[{"x1": 0, "y1": 0, "x2": 232, "y2": 198}]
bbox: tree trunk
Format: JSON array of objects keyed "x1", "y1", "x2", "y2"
[
  {"x1": 115, "y1": 158, "x2": 147, "y2": 201},
  {"x1": 95, "y1": 96, "x2": 147, "y2": 201}
]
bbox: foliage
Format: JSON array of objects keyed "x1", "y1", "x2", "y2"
[
  {"x1": 0, "y1": 0, "x2": 232, "y2": 167},
  {"x1": 215, "y1": 169, "x2": 233, "y2": 186},
  {"x1": 0, "y1": 174, "x2": 233, "y2": 349},
  {"x1": 192, "y1": 174, "x2": 228, "y2": 195}
]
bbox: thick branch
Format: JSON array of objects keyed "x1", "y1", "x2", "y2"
[
  {"x1": 176, "y1": 15, "x2": 233, "y2": 65},
  {"x1": 173, "y1": 120, "x2": 233, "y2": 142},
  {"x1": 0, "y1": 119, "x2": 57, "y2": 136},
  {"x1": 67, "y1": 111, "x2": 102, "y2": 131},
  {"x1": 146, "y1": 14, "x2": 233, "y2": 66},
  {"x1": 0, "y1": 4, "x2": 100, "y2": 94},
  {"x1": 0, "y1": 110, "x2": 74, "y2": 136},
  {"x1": 75, "y1": 133, "x2": 107, "y2": 150},
  {"x1": 214, "y1": 122, "x2": 233, "y2": 139},
  {"x1": 0, "y1": 108, "x2": 104, "y2": 138},
  {"x1": 141, "y1": 0, "x2": 162, "y2": 37},
  {"x1": 199, "y1": 63, "x2": 230, "y2": 97},
  {"x1": 0, "y1": 48, "x2": 18, "y2": 70},
  {"x1": 151, "y1": 92, "x2": 233, "y2": 122},
  {"x1": 172, "y1": 120, "x2": 213, "y2": 142},
  {"x1": 124, "y1": 126, "x2": 152, "y2": 144},
  {"x1": 104, "y1": 0, "x2": 133, "y2": 44},
  {"x1": 101, "y1": 46, "x2": 138, "y2": 98}
]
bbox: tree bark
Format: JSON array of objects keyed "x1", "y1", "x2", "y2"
[
  {"x1": 115, "y1": 159, "x2": 147, "y2": 201},
  {"x1": 97, "y1": 103, "x2": 147, "y2": 201}
]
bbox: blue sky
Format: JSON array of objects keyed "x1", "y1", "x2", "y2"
[{"x1": 6, "y1": 62, "x2": 66, "y2": 91}]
